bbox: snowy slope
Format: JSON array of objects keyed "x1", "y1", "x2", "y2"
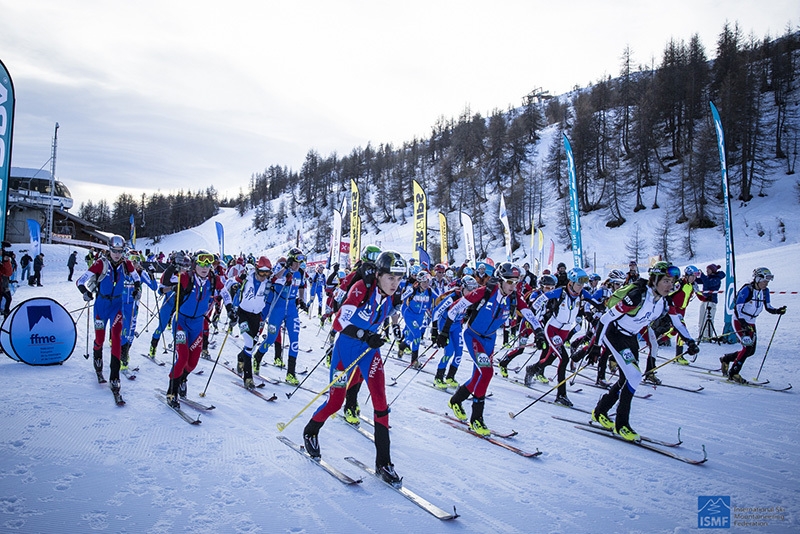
[{"x1": 1, "y1": 225, "x2": 798, "y2": 532}]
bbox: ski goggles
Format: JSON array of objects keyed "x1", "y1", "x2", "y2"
[
  {"x1": 128, "y1": 252, "x2": 143, "y2": 262},
  {"x1": 572, "y1": 274, "x2": 590, "y2": 284},
  {"x1": 665, "y1": 265, "x2": 681, "y2": 279},
  {"x1": 195, "y1": 253, "x2": 215, "y2": 267},
  {"x1": 290, "y1": 253, "x2": 306, "y2": 263}
]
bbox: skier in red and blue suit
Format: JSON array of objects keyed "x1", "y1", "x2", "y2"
[
  {"x1": 302, "y1": 251, "x2": 406, "y2": 486},
  {"x1": 437, "y1": 262, "x2": 544, "y2": 436}
]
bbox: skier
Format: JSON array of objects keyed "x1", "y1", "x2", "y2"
[
  {"x1": 302, "y1": 251, "x2": 406, "y2": 485},
  {"x1": 430, "y1": 275, "x2": 479, "y2": 389},
  {"x1": 229, "y1": 256, "x2": 273, "y2": 389},
  {"x1": 147, "y1": 251, "x2": 181, "y2": 357},
  {"x1": 260, "y1": 248, "x2": 307, "y2": 385},
  {"x1": 399, "y1": 270, "x2": 435, "y2": 367},
  {"x1": 719, "y1": 267, "x2": 786, "y2": 384},
  {"x1": 648, "y1": 265, "x2": 701, "y2": 369},
  {"x1": 590, "y1": 262, "x2": 699, "y2": 441},
  {"x1": 307, "y1": 264, "x2": 326, "y2": 315},
  {"x1": 437, "y1": 262, "x2": 545, "y2": 436},
  {"x1": 76, "y1": 235, "x2": 135, "y2": 404},
  {"x1": 163, "y1": 250, "x2": 233, "y2": 407},
  {"x1": 524, "y1": 267, "x2": 602, "y2": 407}
]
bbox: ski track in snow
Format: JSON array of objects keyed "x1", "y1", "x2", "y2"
[{"x1": 1, "y1": 226, "x2": 800, "y2": 531}]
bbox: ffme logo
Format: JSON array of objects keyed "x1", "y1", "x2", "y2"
[{"x1": 698, "y1": 496, "x2": 731, "y2": 528}]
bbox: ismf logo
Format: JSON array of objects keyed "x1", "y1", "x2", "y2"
[{"x1": 698, "y1": 496, "x2": 731, "y2": 528}]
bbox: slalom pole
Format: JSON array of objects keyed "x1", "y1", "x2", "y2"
[
  {"x1": 509, "y1": 362, "x2": 591, "y2": 419},
  {"x1": 755, "y1": 314, "x2": 782, "y2": 381},
  {"x1": 277, "y1": 345, "x2": 373, "y2": 432},
  {"x1": 388, "y1": 349, "x2": 438, "y2": 406},
  {"x1": 198, "y1": 323, "x2": 232, "y2": 397}
]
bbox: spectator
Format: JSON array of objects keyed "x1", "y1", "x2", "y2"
[
  {"x1": 20, "y1": 250, "x2": 33, "y2": 283},
  {"x1": 67, "y1": 251, "x2": 78, "y2": 281},
  {"x1": 31, "y1": 253, "x2": 44, "y2": 287},
  {"x1": 1, "y1": 241, "x2": 13, "y2": 317}
]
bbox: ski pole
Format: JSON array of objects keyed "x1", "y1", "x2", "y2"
[
  {"x1": 363, "y1": 337, "x2": 397, "y2": 406},
  {"x1": 277, "y1": 345, "x2": 373, "y2": 432},
  {"x1": 198, "y1": 324, "x2": 231, "y2": 397},
  {"x1": 509, "y1": 362, "x2": 591, "y2": 419},
  {"x1": 389, "y1": 342, "x2": 436, "y2": 384},
  {"x1": 285, "y1": 349, "x2": 329, "y2": 399},
  {"x1": 388, "y1": 349, "x2": 438, "y2": 406},
  {"x1": 755, "y1": 314, "x2": 781, "y2": 381},
  {"x1": 646, "y1": 350, "x2": 688, "y2": 376}
]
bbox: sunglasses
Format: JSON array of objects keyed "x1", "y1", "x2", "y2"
[
  {"x1": 196, "y1": 254, "x2": 215, "y2": 267},
  {"x1": 573, "y1": 276, "x2": 590, "y2": 284}
]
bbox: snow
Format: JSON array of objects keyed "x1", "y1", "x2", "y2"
[{"x1": 2, "y1": 182, "x2": 800, "y2": 532}]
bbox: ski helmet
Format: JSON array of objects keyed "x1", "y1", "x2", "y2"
[
  {"x1": 648, "y1": 261, "x2": 680, "y2": 280},
  {"x1": 589, "y1": 273, "x2": 602, "y2": 282},
  {"x1": 256, "y1": 256, "x2": 272, "y2": 272},
  {"x1": 337, "y1": 270, "x2": 346, "y2": 279},
  {"x1": 461, "y1": 275, "x2": 479, "y2": 292},
  {"x1": 608, "y1": 269, "x2": 626, "y2": 283},
  {"x1": 495, "y1": 262, "x2": 522, "y2": 281},
  {"x1": 108, "y1": 235, "x2": 125, "y2": 253},
  {"x1": 434, "y1": 263, "x2": 447, "y2": 274},
  {"x1": 409, "y1": 264, "x2": 422, "y2": 277},
  {"x1": 567, "y1": 267, "x2": 589, "y2": 284},
  {"x1": 361, "y1": 244, "x2": 382, "y2": 263},
  {"x1": 462, "y1": 266, "x2": 474, "y2": 275},
  {"x1": 539, "y1": 274, "x2": 557, "y2": 288},
  {"x1": 287, "y1": 247, "x2": 305, "y2": 264},
  {"x1": 684, "y1": 265, "x2": 701, "y2": 277},
  {"x1": 753, "y1": 267, "x2": 774, "y2": 283},
  {"x1": 416, "y1": 270, "x2": 432, "y2": 283},
  {"x1": 375, "y1": 250, "x2": 407, "y2": 276}
]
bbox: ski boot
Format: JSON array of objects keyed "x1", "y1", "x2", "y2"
[
  {"x1": 148, "y1": 340, "x2": 158, "y2": 357},
  {"x1": 274, "y1": 355, "x2": 284, "y2": 368},
  {"x1": 179, "y1": 371, "x2": 189, "y2": 398},
  {"x1": 444, "y1": 366, "x2": 459, "y2": 388},
  {"x1": 642, "y1": 372, "x2": 662, "y2": 386},
  {"x1": 344, "y1": 406, "x2": 361, "y2": 425},
  {"x1": 615, "y1": 425, "x2": 640, "y2": 442},
  {"x1": 110, "y1": 379, "x2": 125, "y2": 406},
  {"x1": 719, "y1": 356, "x2": 730, "y2": 376},
  {"x1": 591, "y1": 409, "x2": 614, "y2": 430},
  {"x1": 433, "y1": 368, "x2": 448, "y2": 389},
  {"x1": 303, "y1": 421, "x2": 323, "y2": 458},
  {"x1": 93, "y1": 349, "x2": 106, "y2": 384},
  {"x1": 285, "y1": 373, "x2": 299, "y2": 386},
  {"x1": 244, "y1": 378, "x2": 256, "y2": 390},
  {"x1": 375, "y1": 462, "x2": 402, "y2": 487},
  {"x1": 448, "y1": 385, "x2": 470, "y2": 421},
  {"x1": 469, "y1": 397, "x2": 490, "y2": 435},
  {"x1": 554, "y1": 394, "x2": 573, "y2": 407}
]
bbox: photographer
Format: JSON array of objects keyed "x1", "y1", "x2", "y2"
[{"x1": 1, "y1": 242, "x2": 14, "y2": 318}]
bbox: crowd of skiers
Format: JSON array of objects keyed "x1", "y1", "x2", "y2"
[{"x1": 73, "y1": 235, "x2": 787, "y2": 486}]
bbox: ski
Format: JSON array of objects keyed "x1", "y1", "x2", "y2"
[
  {"x1": 550, "y1": 415, "x2": 682, "y2": 447},
  {"x1": 573, "y1": 378, "x2": 653, "y2": 399},
  {"x1": 525, "y1": 394, "x2": 593, "y2": 415},
  {"x1": 506, "y1": 376, "x2": 583, "y2": 395},
  {"x1": 571, "y1": 423, "x2": 707, "y2": 464},
  {"x1": 155, "y1": 393, "x2": 201, "y2": 425},
  {"x1": 254, "y1": 372, "x2": 281, "y2": 385},
  {"x1": 724, "y1": 380, "x2": 791, "y2": 392},
  {"x1": 276, "y1": 436, "x2": 361, "y2": 485},
  {"x1": 221, "y1": 361, "x2": 267, "y2": 389},
  {"x1": 418, "y1": 407, "x2": 518, "y2": 438},
  {"x1": 440, "y1": 420, "x2": 541, "y2": 457},
  {"x1": 231, "y1": 380, "x2": 277, "y2": 402},
  {"x1": 120, "y1": 367, "x2": 138, "y2": 380},
  {"x1": 141, "y1": 353, "x2": 166, "y2": 366},
  {"x1": 343, "y1": 456, "x2": 458, "y2": 521},
  {"x1": 155, "y1": 389, "x2": 215, "y2": 411},
  {"x1": 337, "y1": 415, "x2": 375, "y2": 441}
]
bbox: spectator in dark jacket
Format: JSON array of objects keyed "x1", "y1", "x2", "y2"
[
  {"x1": 31, "y1": 253, "x2": 44, "y2": 287},
  {"x1": 697, "y1": 264, "x2": 726, "y2": 339},
  {"x1": 67, "y1": 251, "x2": 78, "y2": 281}
]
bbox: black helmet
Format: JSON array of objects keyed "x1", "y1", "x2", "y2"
[
  {"x1": 108, "y1": 235, "x2": 125, "y2": 253},
  {"x1": 648, "y1": 261, "x2": 680, "y2": 280},
  {"x1": 495, "y1": 262, "x2": 522, "y2": 281},
  {"x1": 287, "y1": 247, "x2": 305, "y2": 264},
  {"x1": 375, "y1": 250, "x2": 407, "y2": 275},
  {"x1": 539, "y1": 274, "x2": 557, "y2": 288}
]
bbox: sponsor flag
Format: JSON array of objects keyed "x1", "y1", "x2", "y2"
[
  {"x1": 412, "y1": 179, "x2": 427, "y2": 263},
  {"x1": 350, "y1": 180, "x2": 361, "y2": 267},
  {"x1": 129, "y1": 214, "x2": 136, "y2": 248},
  {"x1": 460, "y1": 212, "x2": 475, "y2": 268},
  {"x1": 710, "y1": 101, "x2": 738, "y2": 341},
  {"x1": 27, "y1": 219, "x2": 41, "y2": 257},
  {"x1": 0, "y1": 60, "x2": 15, "y2": 240},
  {"x1": 329, "y1": 208, "x2": 342, "y2": 268},
  {"x1": 499, "y1": 195, "x2": 512, "y2": 261},
  {"x1": 563, "y1": 134, "x2": 583, "y2": 268},
  {"x1": 438, "y1": 212, "x2": 448, "y2": 265},
  {"x1": 215, "y1": 221, "x2": 224, "y2": 257}
]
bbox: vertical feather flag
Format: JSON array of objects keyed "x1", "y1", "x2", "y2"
[
  {"x1": 412, "y1": 180, "x2": 427, "y2": 263},
  {"x1": 215, "y1": 221, "x2": 225, "y2": 258},
  {"x1": 460, "y1": 212, "x2": 475, "y2": 269},
  {"x1": 563, "y1": 134, "x2": 583, "y2": 268},
  {"x1": 129, "y1": 214, "x2": 136, "y2": 248},
  {"x1": 0, "y1": 60, "x2": 16, "y2": 240},
  {"x1": 438, "y1": 212, "x2": 448, "y2": 265},
  {"x1": 350, "y1": 180, "x2": 361, "y2": 268},
  {"x1": 26, "y1": 219, "x2": 41, "y2": 257},
  {"x1": 499, "y1": 196, "x2": 512, "y2": 261},
  {"x1": 710, "y1": 101, "x2": 738, "y2": 342},
  {"x1": 329, "y1": 209, "x2": 342, "y2": 269}
]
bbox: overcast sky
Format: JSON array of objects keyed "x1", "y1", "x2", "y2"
[{"x1": 1, "y1": 1, "x2": 796, "y2": 210}]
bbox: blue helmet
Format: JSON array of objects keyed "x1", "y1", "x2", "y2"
[{"x1": 567, "y1": 267, "x2": 589, "y2": 284}]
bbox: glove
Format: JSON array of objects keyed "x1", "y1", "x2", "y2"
[
  {"x1": 575, "y1": 315, "x2": 583, "y2": 327},
  {"x1": 147, "y1": 264, "x2": 156, "y2": 272},
  {"x1": 332, "y1": 263, "x2": 339, "y2": 273},
  {"x1": 430, "y1": 325, "x2": 439, "y2": 342},
  {"x1": 772, "y1": 306, "x2": 787, "y2": 315},
  {"x1": 226, "y1": 304, "x2": 238, "y2": 324},
  {"x1": 132, "y1": 282, "x2": 141, "y2": 301},
  {"x1": 534, "y1": 329, "x2": 547, "y2": 350},
  {"x1": 297, "y1": 300, "x2": 309, "y2": 313},
  {"x1": 435, "y1": 331, "x2": 450, "y2": 348},
  {"x1": 686, "y1": 340, "x2": 699, "y2": 356},
  {"x1": 392, "y1": 324, "x2": 402, "y2": 339},
  {"x1": 365, "y1": 332, "x2": 385, "y2": 349},
  {"x1": 83, "y1": 291, "x2": 93, "y2": 302}
]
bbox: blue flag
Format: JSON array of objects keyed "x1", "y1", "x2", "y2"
[
  {"x1": 129, "y1": 214, "x2": 136, "y2": 247},
  {"x1": 27, "y1": 218, "x2": 41, "y2": 257},
  {"x1": 215, "y1": 221, "x2": 225, "y2": 257},
  {"x1": 563, "y1": 134, "x2": 583, "y2": 268},
  {"x1": 416, "y1": 246, "x2": 431, "y2": 270},
  {"x1": 0, "y1": 60, "x2": 16, "y2": 240}
]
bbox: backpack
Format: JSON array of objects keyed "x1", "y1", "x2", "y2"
[{"x1": 605, "y1": 278, "x2": 648, "y2": 315}]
